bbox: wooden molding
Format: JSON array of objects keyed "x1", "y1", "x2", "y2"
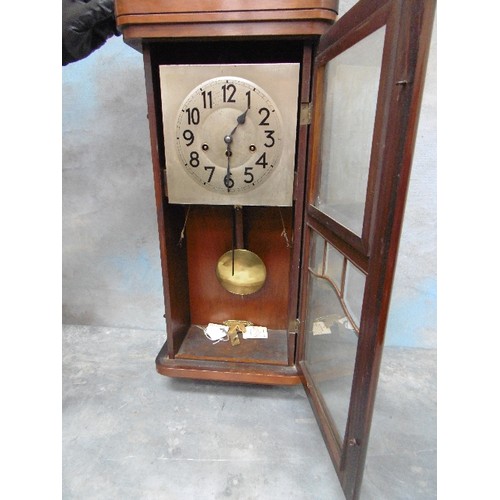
[{"x1": 115, "y1": 0, "x2": 338, "y2": 42}]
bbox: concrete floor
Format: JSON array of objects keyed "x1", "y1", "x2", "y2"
[{"x1": 62, "y1": 325, "x2": 436, "y2": 499}]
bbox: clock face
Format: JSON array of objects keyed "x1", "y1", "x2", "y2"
[
  {"x1": 175, "y1": 76, "x2": 283, "y2": 196},
  {"x1": 160, "y1": 64, "x2": 300, "y2": 206}
]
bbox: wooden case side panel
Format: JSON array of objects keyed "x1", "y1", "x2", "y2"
[
  {"x1": 285, "y1": 42, "x2": 315, "y2": 363},
  {"x1": 143, "y1": 45, "x2": 191, "y2": 355}
]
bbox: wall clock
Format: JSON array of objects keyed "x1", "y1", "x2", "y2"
[
  {"x1": 160, "y1": 64, "x2": 300, "y2": 206},
  {"x1": 115, "y1": 1, "x2": 435, "y2": 498}
]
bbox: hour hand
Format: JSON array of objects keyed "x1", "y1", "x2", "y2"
[
  {"x1": 228, "y1": 107, "x2": 250, "y2": 138},
  {"x1": 236, "y1": 107, "x2": 249, "y2": 126}
]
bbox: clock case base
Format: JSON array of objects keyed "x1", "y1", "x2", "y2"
[
  {"x1": 143, "y1": 40, "x2": 314, "y2": 385},
  {"x1": 156, "y1": 338, "x2": 302, "y2": 386}
]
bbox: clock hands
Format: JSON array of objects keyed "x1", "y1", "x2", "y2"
[{"x1": 223, "y1": 107, "x2": 250, "y2": 192}]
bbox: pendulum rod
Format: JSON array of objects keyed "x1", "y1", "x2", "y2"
[{"x1": 232, "y1": 205, "x2": 244, "y2": 275}]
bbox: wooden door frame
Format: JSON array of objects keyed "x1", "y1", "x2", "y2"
[{"x1": 297, "y1": 1, "x2": 436, "y2": 498}]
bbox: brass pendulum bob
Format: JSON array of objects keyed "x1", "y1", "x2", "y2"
[{"x1": 215, "y1": 206, "x2": 267, "y2": 296}]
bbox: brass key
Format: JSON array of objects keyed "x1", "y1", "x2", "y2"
[{"x1": 223, "y1": 320, "x2": 253, "y2": 347}]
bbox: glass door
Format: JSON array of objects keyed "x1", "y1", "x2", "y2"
[{"x1": 298, "y1": 1, "x2": 436, "y2": 498}]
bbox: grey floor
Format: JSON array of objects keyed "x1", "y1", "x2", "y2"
[{"x1": 62, "y1": 325, "x2": 436, "y2": 499}]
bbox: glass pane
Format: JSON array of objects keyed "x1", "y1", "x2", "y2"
[
  {"x1": 325, "y1": 243, "x2": 343, "y2": 291},
  {"x1": 305, "y1": 234, "x2": 365, "y2": 437},
  {"x1": 309, "y1": 231, "x2": 326, "y2": 275},
  {"x1": 344, "y1": 262, "x2": 366, "y2": 328},
  {"x1": 314, "y1": 27, "x2": 386, "y2": 236},
  {"x1": 304, "y1": 272, "x2": 358, "y2": 439}
]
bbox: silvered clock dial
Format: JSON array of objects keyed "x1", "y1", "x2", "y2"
[
  {"x1": 159, "y1": 64, "x2": 300, "y2": 206},
  {"x1": 176, "y1": 76, "x2": 283, "y2": 196}
]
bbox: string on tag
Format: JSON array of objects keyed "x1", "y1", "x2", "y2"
[
  {"x1": 279, "y1": 208, "x2": 291, "y2": 248},
  {"x1": 178, "y1": 206, "x2": 191, "y2": 247},
  {"x1": 199, "y1": 323, "x2": 229, "y2": 344}
]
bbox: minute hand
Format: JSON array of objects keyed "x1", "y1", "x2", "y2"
[{"x1": 225, "y1": 143, "x2": 232, "y2": 192}]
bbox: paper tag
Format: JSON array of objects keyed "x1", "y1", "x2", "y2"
[
  {"x1": 204, "y1": 323, "x2": 228, "y2": 341},
  {"x1": 339, "y1": 317, "x2": 355, "y2": 330},
  {"x1": 242, "y1": 326, "x2": 268, "y2": 339},
  {"x1": 313, "y1": 321, "x2": 331, "y2": 335}
]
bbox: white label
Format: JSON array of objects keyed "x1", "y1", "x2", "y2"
[
  {"x1": 313, "y1": 321, "x2": 331, "y2": 335},
  {"x1": 242, "y1": 326, "x2": 268, "y2": 339},
  {"x1": 204, "y1": 323, "x2": 228, "y2": 341}
]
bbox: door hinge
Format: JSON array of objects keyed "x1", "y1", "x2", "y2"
[{"x1": 300, "y1": 103, "x2": 312, "y2": 125}]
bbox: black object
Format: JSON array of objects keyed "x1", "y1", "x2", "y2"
[{"x1": 62, "y1": 0, "x2": 119, "y2": 65}]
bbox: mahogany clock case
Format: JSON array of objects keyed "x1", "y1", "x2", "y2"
[
  {"x1": 115, "y1": 1, "x2": 436, "y2": 498},
  {"x1": 144, "y1": 40, "x2": 314, "y2": 384}
]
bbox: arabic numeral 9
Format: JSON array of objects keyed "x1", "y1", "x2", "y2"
[{"x1": 183, "y1": 129, "x2": 195, "y2": 146}]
